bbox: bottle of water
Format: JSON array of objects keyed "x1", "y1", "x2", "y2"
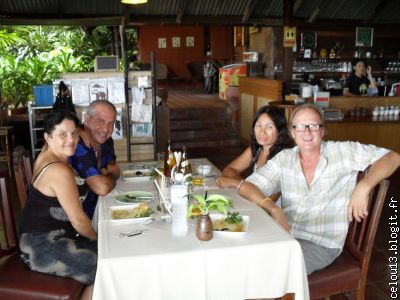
[{"x1": 171, "y1": 184, "x2": 188, "y2": 236}]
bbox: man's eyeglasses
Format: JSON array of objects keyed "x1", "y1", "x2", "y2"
[{"x1": 292, "y1": 124, "x2": 323, "y2": 132}]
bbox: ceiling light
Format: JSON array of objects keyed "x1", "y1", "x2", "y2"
[{"x1": 121, "y1": 0, "x2": 148, "y2": 4}]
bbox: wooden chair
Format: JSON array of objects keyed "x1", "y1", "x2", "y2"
[
  {"x1": 308, "y1": 168, "x2": 389, "y2": 300},
  {"x1": 13, "y1": 146, "x2": 32, "y2": 209},
  {"x1": 187, "y1": 61, "x2": 204, "y2": 88},
  {"x1": 156, "y1": 63, "x2": 168, "y2": 88},
  {"x1": 0, "y1": 171, "x2": 86, "y2": 300}
]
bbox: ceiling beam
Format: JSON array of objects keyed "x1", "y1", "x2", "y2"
[
  {"x1": 307, "y1": 0, "x2": 324, "y2": 24},
  {"x1": 364, "y1": 0, "x2": 388, "y2": 25},
  {"x1": 175, "y1": 0, "x2": 188, "y2": 24},
  {"x1": 176, "y1": 9, "x2": 184, "y2": 24},
  {"x1": 0, "y1": 16, "x2": 123, "y2": 26},
  {"x1": 293, "y1": 0, "x2": 304, "y2": 14},
  {"x1": 242, "y1": 0, "x2": 261, "y2": 23},
  {"x1": 126, "y1": 15, "x2": 283, "y2": 27}
]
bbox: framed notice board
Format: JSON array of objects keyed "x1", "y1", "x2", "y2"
[{"x1": 355, "y1": 27, "x2": 373, "y2": 47}]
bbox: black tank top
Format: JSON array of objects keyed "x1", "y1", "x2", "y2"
[{"x1": 18, "y1": 161, "x2": 87, "y2": 237}]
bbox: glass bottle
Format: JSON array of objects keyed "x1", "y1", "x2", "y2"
[
  {"x1": 164, "y1": 140, "x2": 176, "y2": 178},
  {"x1": 180, "y1": 145, "x2": 192, "y2": 176}
]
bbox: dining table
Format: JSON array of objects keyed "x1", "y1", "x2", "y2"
[{"x1": 92, "y1": 158, "x2": 310, "y2": 300}]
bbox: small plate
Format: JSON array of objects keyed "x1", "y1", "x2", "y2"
[
  {"x1": 129, "y1": 161, "x2": 157, "y2": 170},
  {"x1": 121, "y1": 169, "x2": 154, "y2": 181},
  {"x1": 115, "y1": 191, "x2": 155, "y2": 204},
  {"x1": 110, "y1": 203, "x2": 153, "y2": 223},
  {"x1": 210, "y1": 214, "x2": 249, "y2": 236}
]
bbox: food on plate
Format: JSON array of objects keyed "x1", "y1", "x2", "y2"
[
  {"x1": 111, "y1": 203, "x2": 152, "y2": 220},
  {"x1": 212, "y1": 212, "x2": 244, "y2": 232}
]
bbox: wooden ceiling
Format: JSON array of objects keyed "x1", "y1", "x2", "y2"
[{"x1": 1, "y1": 0, "x2": 399, "y2": 26}]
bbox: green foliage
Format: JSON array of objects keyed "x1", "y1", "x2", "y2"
[
  {"x1": 224, "y1": 212, "x2": 243, "y2": 224},
  {"x1": 0, "y1": 25, "x2": 138, "y2": 108},
  {"x1": 187, "y1": 194, "x2": 233, "y2": 217}
]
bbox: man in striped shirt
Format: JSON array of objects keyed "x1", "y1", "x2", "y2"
[{"x1": 238, "y1": 103, "x2": 400, "y2": 275}]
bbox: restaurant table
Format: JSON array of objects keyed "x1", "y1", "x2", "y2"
[{"x1": 93, "y1": 159, "x2": 309, "y2": 300}]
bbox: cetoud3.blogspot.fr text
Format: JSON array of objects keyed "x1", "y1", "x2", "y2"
[{"x1": 388, "y1": 196, "x2": 398, "y2": 299}]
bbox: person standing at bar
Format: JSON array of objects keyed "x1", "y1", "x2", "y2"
[{"x1": 343, "y1": 59, "x2": 377, "y2": 96}]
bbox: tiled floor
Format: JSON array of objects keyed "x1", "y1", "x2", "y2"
[{"x1": 192, "y1": 146, "x2": 400, "y2": 300}]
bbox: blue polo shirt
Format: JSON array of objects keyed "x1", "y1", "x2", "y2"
[{"x1": 69, "y1": 137, "x2": 116, "y2": 219}]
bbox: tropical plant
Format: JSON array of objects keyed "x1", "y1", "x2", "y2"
[
  {"x1": 0, "y1": 25, "x2": 138, "y2": 108},
  {"x1": 187, "y1": 193, "x2": 233, "y2": 217}
]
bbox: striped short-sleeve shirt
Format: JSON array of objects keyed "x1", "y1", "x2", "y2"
[{"x1": 246, "y1": 141, "x2": 389, "y2": 249}]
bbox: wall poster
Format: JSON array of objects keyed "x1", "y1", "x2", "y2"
[{"x1": 355, "y1": 27, "x2": 373, "y2": 47}]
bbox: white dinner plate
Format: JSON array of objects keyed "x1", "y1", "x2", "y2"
[
  {"x1": 210, "y1": 213, "x2": 249, "y2": 236},
  {"x1": 115, "y1": 191, "x2": 155, "y2": 204},
  {"x1": 109, "y1": 203, "x2": 153, "y2": 223},
  {"x1": 121, "y1": 169, "x2": 154, "y2": 181}
]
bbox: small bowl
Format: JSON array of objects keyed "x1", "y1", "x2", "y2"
[{"x1": 196, "y1": 164, "x2": 212, "y2": 176}]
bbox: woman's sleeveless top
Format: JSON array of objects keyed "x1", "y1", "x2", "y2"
[{"x1": 18, "y1": 161, "x2": 87, "y2": 237}]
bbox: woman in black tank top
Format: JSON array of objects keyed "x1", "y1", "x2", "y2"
[{"x1": 18, "y1": 112, "x2": 97, "y2": 300}]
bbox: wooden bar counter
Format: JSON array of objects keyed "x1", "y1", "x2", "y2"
[
  {"x1": 325, "y1": 96, "x2": 400, "y2": 152},
  {"x1": 268, "y1": 96, "x2": 400, "y2": 152}
]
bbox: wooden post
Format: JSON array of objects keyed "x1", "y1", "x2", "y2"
[
  {"x1": 119, "y1": 18, "x2": 131, "y2": 162},
  {"x1": 283, "y1": 0, "x2": 294, "y2": 97}
]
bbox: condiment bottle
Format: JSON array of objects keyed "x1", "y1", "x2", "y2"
[{"x1": 164, "y1": 140, "x2": 176, "y2": 178}]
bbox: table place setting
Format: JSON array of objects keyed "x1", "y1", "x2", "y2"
[{"x1": 93, "y1": 159, "x2": 310, "y2": 300}]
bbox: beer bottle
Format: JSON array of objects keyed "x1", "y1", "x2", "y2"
[
  {"x1": 180, "y1": 145, "x2": 192, "y2": 176},
  {"x1": 164, "y1": 140, "x2": 176, "y2": 177}
]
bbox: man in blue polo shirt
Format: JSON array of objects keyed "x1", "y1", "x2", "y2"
[{"x1": 69, "y1": 100, "x2": 121, "y2": 219}]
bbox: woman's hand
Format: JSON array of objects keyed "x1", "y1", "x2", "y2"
[{"x1": 216, "y1": 176, "x2": 240, "y2": 189}]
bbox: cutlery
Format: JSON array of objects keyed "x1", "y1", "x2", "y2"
[
  {"x1": 119, "y1": 229, "x2": 143, "y2": 238},
  {"x1": 124, "y1": 195, "x2": 155, "y2": 200}
]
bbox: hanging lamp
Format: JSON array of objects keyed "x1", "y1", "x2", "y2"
[{"x1": 121, "y1": 0, "x2": 148, "y2": 4}]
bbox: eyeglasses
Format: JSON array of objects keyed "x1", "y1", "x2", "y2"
[{"x1": 292, "y1": 124, "x2": 323, "y2": 132}]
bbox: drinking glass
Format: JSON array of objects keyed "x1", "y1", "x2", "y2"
[
  {"x1": 159, "y1": 177, "x2": 172, "y2": 216},
  {"x1": 191, "y1": 161, "x2": 204, "y2": 187}
]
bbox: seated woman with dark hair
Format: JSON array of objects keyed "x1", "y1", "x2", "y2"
[
  {"x1": 216, "y1": 105, "x2": 294, "y2": 193},
  {"x1": 18, "y1": 112, "x2": 97, "y2": 300}
]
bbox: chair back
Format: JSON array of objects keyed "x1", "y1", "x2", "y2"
[
  {"x1": 156, "y1": 63, "x2": 168, "y2": 80},
  {"x1": 344, "y1": 168, "x2": 389, "y2": 296},
  {"x1": 13, "y1": 145, "x2": 32, "y2": 209},
  {"x1": 308, "y1": 166, "x2": 389, "y2": 300},
  {"x1": 0, "y1": 173, "x2": 86, "y2": 300},
  {"x1": 0, "y1": 171, "x2": 18, "y2": 257}
]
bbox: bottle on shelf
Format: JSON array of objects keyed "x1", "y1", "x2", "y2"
[{"x1": 164, "y1": 140, "x2": 176, "y2": 178}]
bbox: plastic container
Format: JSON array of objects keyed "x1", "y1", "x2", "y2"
[
  {"x1": 33, "y1": 85, "x2": 54, "y2": 107},
  {"x1": 171, "y1": 184, "x2": 188, "y2": 236}
]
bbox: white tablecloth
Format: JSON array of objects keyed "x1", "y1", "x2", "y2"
[{"x1": 93, "y1": 160, "x2": 309, "y2": 300}]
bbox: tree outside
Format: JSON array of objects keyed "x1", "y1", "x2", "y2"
[{"x1": 0, "y1": 25, "x2": 137, "y2": 108}]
